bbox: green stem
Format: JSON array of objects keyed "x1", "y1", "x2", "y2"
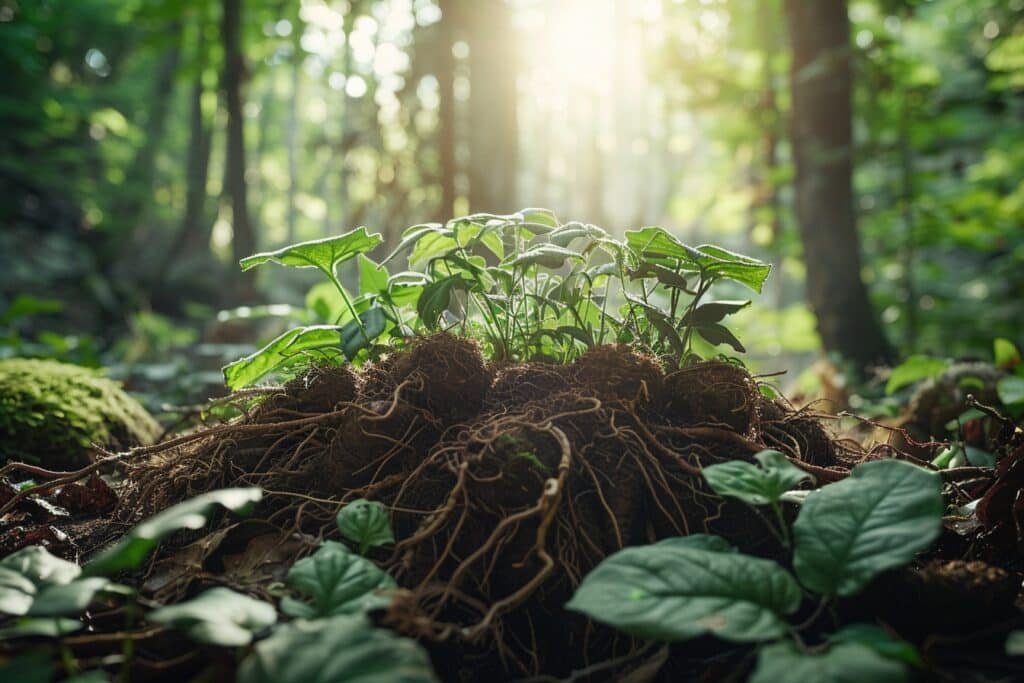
[
  {"x1": 325, "y1": 269, "x2": 368, "y2": 341},
  {"x1": 771, "y1": 501, "x2": 790, "y2": 549},
  {"x1": 57, "y1": 620, "x2": 79, "y2": 676}
]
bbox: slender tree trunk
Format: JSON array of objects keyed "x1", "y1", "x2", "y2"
[
  {"x1": 436, "y1": 0, "x2": 457, "y2": 222},
  {"x1": 221, "y1": 0, "x2": 256, "y2": 297},
  {"x1": 784, "y1": 0, "x2": 893, "y2": 373},
  {"x1": 286, "y1": 48, "x2": 301, "y2": 243},
  {"x1": 466, "y1": 0, "x2": 517, "y2": 213},
  {"x1": 114, "y1": 23, "x2": 183, "y2": 239}
]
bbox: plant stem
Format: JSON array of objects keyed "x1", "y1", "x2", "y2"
[
  {"x1": 121, "y1": 601, "x2": 136, "y2": 683},
  {"x1": 771, "y1": 501, "x2": 790, "y2": 548},
  {"x1": 325, "y1": 269, "x2": 369, "y2": 341}
]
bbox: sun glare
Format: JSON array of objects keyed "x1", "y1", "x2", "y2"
[{"x1": 526, "y1": 0, "x2": 618, "y2": 95}]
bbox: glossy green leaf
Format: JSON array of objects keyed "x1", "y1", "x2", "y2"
[
  {"x1": 238, "y1": 615, "x2": 439, "y2": 683},
  {"x1": 240, "y1": 228, "x2": 382, "y2": 274},
  {"x1": 149, "y1": 587, "x2": 276, "y2": 647},
  {"x1": 416, "y1": 275, "x2": 471, "y2": 330},
  {"x1": 703, "y1": 450, "x2": 814, "y2": 506},
  {"x1": 85, "y1": 488, "x2": 262, "y2": 576},
  {"x1": 828, "y1": 623, "x2": 923, "y2": 667},
  {"x1": 336, "y1": 500, "x2": 395, "y2": 555},
  {"x1": 885, "y1": 355, "x2": 950, "y2": 394},
  {"x1": 358, "y1": 254, "x2": 389, "y2": 295},
  {"x1": 339, "y1": 307, "x2": 388, "y2": 361},
  {"x1": 280, "y1": 541, "x2": 395, "y2": 618},
  {"x1": 223, "y1": 326, "x2": 343, "y2": 390},
  {"x1": 625, "y1": 227, "x2": 771, "y2": 292},
  {"x1": 750, "y1": 640, "x2": 908, "y2": 683},
  {"x1": 792, "y1": 460, "x2": 943, "y2": 596},
  {"x1": 566, "y1": 534, "x2": 801, "y2": 642}
]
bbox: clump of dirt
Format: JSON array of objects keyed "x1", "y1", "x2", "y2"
[
  {"x1": 766, "y1": 409, "x2": 839, "y2": 467},
  {"x1": 487, "y1": 362, "x2": 573, "y2": 407},
  {"x1": 389, "y1": 333, "x2": 491, "y2": 424},
  {"x1": 571, "y1": 344, "x2": 663, "y2": 407},
  {"x1": 660, "y1": 360, "x2": 758, "y2": 434}
]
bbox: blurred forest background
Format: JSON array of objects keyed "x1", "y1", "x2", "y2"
[{"x1": 1, "y1": 0, "x2": 1022, "y2": 409}]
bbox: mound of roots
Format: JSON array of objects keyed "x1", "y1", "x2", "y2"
[{"x1": 102, "y1": 335, "x2": 864, "y2": 679}]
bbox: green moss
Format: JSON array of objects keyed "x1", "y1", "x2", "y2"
[{"x1": 0, "y1": 358, "x2": 161, "y2": 469}]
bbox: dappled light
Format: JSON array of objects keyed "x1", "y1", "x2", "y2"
[{"x1": 1, "y1": 0, "x2": 1024, "y2": 680}]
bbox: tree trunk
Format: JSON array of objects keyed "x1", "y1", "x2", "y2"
[
  {"x1": 466, "y1": 0, "x2": 517, "y2": 213},
  {"x1": 221, "y1": 0, "x2": 256, "y2": 298},
  {"x1": 436, "y1": 0, "x2": 457, "y2": 223},
  {"x1": 783, "y1": 0, "x2": 893, "y2": 373}
]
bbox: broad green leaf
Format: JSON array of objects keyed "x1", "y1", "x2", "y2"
[
  {"x1": 223, "y1": 326, "x2": 343, "y2": 390},
  {"x1": 828, "y1": 623, "x2": 923, "y2": 667},
  {"x1": 684, "y1": 300, "x2": 751, "y2": 325},
  {"x1": 566, "y1": 535, "x2": 801, "y2": 642},
  {"x1": 885, "y1": 355, "x2": 950, "y2": 395},
  {"x1": 339, "y1": 307, "x2": 388, "y2": 361},
  {"x1": 792, "y1": 460, "x2": 943, "y2": 596},
  {"x1": 994, "y1": 338, "x2": 1021, "y2": 369},
  {"x1": 280, "y1": 541, "x2": 395, "y2": 618},
  {"x1": 386, "y1": 271, "x2": 431, "y2": 307},
  {"x1": 306, "y1": 281, "x2": 352, "y2": 324},
  {"x1": 628, "y1": 261, "x2": 691, "y2": 290},
  {"x1": 0, "y1": 617, "x2": 83, "y2": 639},
  {"x1": 703, "y1": 450, "x2": 814, "y2": 506},
  {"x1": 750, "y1": 640, "x2": 908, "y2": 683},
  {"x1": 149, "y1": 587, "x2": 276, "y2": 647},
  {"x1": 358, "y1": 254, "x2": 389, "y2": 295},
  {"x1": 625, "y1": 227, "x2": 771, "y2": 292},
  {"x1": 416, "y1": 275, "x2": 472, "y2": 330},
  {"x1": 382, "y1": 223, "x2": 449, "y2": 265},
  {"x1": 28, "y1": 577, "x2": 109, "y2": 617},
  {"x1": 238, "y1": 615, "x2": 439, "y2": 683},
  {"x1": 336, "y1": 500, "x2": 395, "y2": 555},
  {"x1": 520, "y1": 207, "x2": 560, "y2": 228},
  {"x1": 998, "y1": 375, "x2": 1024, "y2": 408},
  {"x1": 695, "y1": 323, "x2": 746, "y2": 353},
  {"x1": 409, "y1": 232, "x2": 459, "y2": 266},
  {"x1": 502, "y1": 244, "x2": 584, "y2": 270},
  {"x1": 85, "y1": 488, "x2": 262, "y2": 576},
  {"x1": 240, "y1": 228, "x2": 382, "y2": 274}
]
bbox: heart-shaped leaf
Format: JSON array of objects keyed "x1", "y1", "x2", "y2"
[
  {"x1": 792, "y1": 459, "x2": 942, "y2": 596},
  {"x1": 336, "y1": 500, "x2": 394, "y2": 555},
  {"x1": 751, "y1": 640, "x2": 908, "y2": 683},
  {"x1": 238, "y1": 615, "x2": 438, "y2": 683},
  {"x1": 240, "y1": 228, "x2": 382, "y2": 275},
  {"x1": 280, "y1": 541, "x2": 395, "y2": 618},
  {"x1": 703, "y1": 450, "x2": 814, "y2": 506},
  {"x1": 85, "y1": 488, "x2": 262, "y2": 576},
  {"x1": 149, "y1": 587, "x2": 276, "y2": 647},
  {"x1": 223, "y1": 326, "x2": 344, "y2": 390},
  {"x1": 566, "y1": 534, "x2": 801, "y2": 642}
]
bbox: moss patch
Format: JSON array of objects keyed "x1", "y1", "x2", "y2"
[{"x1": 0, "y1": 358, "x2": 161, "y2": 468}]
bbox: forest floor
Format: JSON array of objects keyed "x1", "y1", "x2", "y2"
[{"x1": 3, "y1": 336, "x2": 1024, "y2": 681}]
